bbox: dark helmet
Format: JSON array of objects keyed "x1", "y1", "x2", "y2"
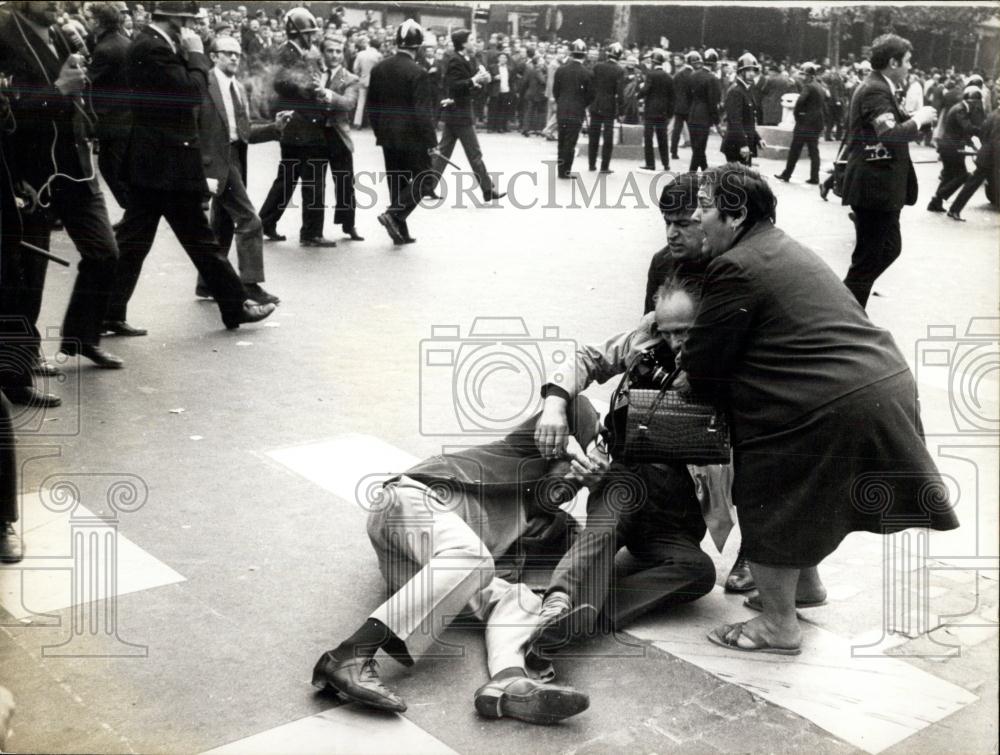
[
  {"x1": 607, "y1": 42, "x2": 623, "y2": 60},
  {"x1": 966, "y1": 74, "x2": 984, "y2": 88},
  {"x1": 570, "y1": 38, "x2": 586, "y2": 57},
  {"x1": 737, "y1": 52, "x2": 760, "y2": 73},
  {"x1": 800, "y1": 62, "x2": 818, "y2": 77},
  {"x1": 651, "y1": 49, "x2": 667, "y2": 65},
  {"x1": 150, "y1": 0, "x2": 200, "y2": 19},
  {"x1": 396, "y1": 18, "x2": 425, "y2": 49},
  {"x1": 703, "y1": 48, "x2": 719, "y2": 64},
  {"x1": 285, "y1": 7, "x2": 319, "y2": 37},
  {"x1": 963, "y1": 85, "x2": 984, "y2": 101},
  {"x1": 685, "y1": 50, "x2": 702, "y2": 65}
]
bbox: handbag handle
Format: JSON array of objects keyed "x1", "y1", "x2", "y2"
[{"x1": 637, "y1": 365, "x2": 684, "y2": 431}]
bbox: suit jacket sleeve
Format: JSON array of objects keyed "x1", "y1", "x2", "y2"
[
  {"x1": 552, "y1": 67, "x2": 562, "y2": 101},
  {"x1": 445, "y1": 55, "x2": 476, "y2": 98},
  {"x1": 326, "y1": 75, "x2": 359, "y2": 113},
  {"x1": 680, "y1": 255, "x2": 754, "y2": 398},
  {"x1": 133, "y1": 41, "x2": 210, "y2": 104},
  {"x1": 860, "y1": 85, "x2": 918, "y2": 141}
]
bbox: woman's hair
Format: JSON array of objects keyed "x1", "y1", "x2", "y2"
[{"x1": 700, "y1": 163, "x2": 777, "y2": 227}]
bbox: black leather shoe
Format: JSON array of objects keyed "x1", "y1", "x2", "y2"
[
  {"x1": 819, "y1": 181, "x2": 831, "y2": 201},
  {"x1": 300, "y1": 237, "x2": 337, "y2": 248},
  {"x1": 223, "y1": 300, "x2": 276, "y2": 330},
  {"x1": 599, "y1": 169, "x2": 614, "y2": 174},
  {"x1": 588, "y1": 165, "x2": 597, "y2": 172},
  {"x1": 401, "y1": 236, "x2": 417, "y2": 244},
  {"x1": 0, "y1": 523, "x2": 23, "y2": 564},
  {"x1": 3, "y1": 386, "x2": 61, "y2": 408},
  {"x1": 927, "y1": 196, "x2": 946, "y2": 213},
  {"x1": 103, "y1": 320, "x2": 147, "y2": 337},
  {"x1": 343, "y1": 227, "x2": 365, "y2": 241},
  {"x1": 311, "y1": 651, "x2": 406, "y2": 712},
  {"x1": 773, "y1": 173, "x2": 790, "y2": 182},
  {"x1": 245, "y1": 284, "x2": 280, "y2": 305},
  {"x1": 30, "y1": 357, "x2": 63, "y2": 378},
  {"x1": 483, "y1": 191, "x2": 507, "y2": 202},
  {"x1": 724, "y1": 555, "x2": 756, "y2": 593},
  {"x1": 638, "y1": 164, "x2": 657, "y2": 171},
  {"x1": 377, "y1": 212, "x2": 404, "y2": 244},
  {"x1": 806, "y1": 178, "x2": 820, "y2": 185},
  {"x1": 947, "y1": 210, "x2": 966, "y2": 222},
  {"x1": 474, "y1": 676, "x2": 589, "y2": 725},
  {"x1": 65, "y1": 345, "x2": 124, "y2": 369},
  {"x1": 195, "y1": 284, "x2": 214, "y2": 299},
  {"x1": 263, "y1": 225, "x2": 286, "y2": 241}
]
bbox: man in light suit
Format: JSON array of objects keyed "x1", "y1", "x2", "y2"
[
  {"x1": 350, "y1": 34, "x2": 381, "y2": 128},
  {"x1": 196, "y1": 35, "x2": 283, "y2": 305},
  {"x1": 317, "y1": 34, "x2": 363, "y2": 240}
]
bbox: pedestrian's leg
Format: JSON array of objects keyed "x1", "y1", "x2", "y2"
[
  {"x1": 258, "y1": 144, "x2": 301, "y2": 231},
  {"x1": 948, "y1": 165, "x2": 988, "y2": 217},
  {"x1": 600, "y1": 117, "x2": 614, "y2": 170},
  {"x1": 587, "y1": 116, "x2": 600, "y2": 169},
  {"x1": 780, "y1": 134, "x2": 804, "y2": 178},
  {"x1": 107, "y1": 195, "x2": 161, "y2": 323},
  {"x1": 299, "y1": 152, "x2": 327, "y2": 241},
  {"x1": 670, "y1": 114, "x2": 684, "y2": 157},
  {"x1": 643, "y1": 122, "x2": 655, "y2": 168},
  {"x1": 656, "y1": 123, "x2": 670, "y2": 168},
  {"x1": 807, "y1": 137, "x2": 821, "y2": 182},
  {"x1": 218, "y1": 166, "x2": 265, "y2": 284},
  {"x1": 456, "y1": 125, "x2": 494, "y2": 196}
]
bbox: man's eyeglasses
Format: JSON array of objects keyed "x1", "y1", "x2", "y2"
[{"x1": 218, "y1": 50, "x2": 242, "y2": 59}]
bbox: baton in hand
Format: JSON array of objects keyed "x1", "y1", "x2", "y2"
[
  {"x1": 20, "y1": 241, "x2": 70, "y2": 267},
  {"x1": 429, "y1": 148, "x2": 460, "y2": 171}
]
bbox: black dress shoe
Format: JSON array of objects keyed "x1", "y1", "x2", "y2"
[
  {"x1": 638, "y1": 164, "x2": 657, "y2": 171},
  {"x1": 343, "y1": 227, "x2": 365, "y2": 241},
  {"x1": 244, "y1": 283, "x2": 280, "y2": 305},
  {"x1": 102, "y1": 320, "x2": 147, "y2": 337},
  {"x1": 483, "y1": 191, "x2": 507, "y2": 202},
  {"x1": 263, "y1": 225, "x2": 286, "y2": 241},
  {"x1": 773, "y1": 173, "x2": 790, "y2": 182},
  {"x1": 805, "y1": 178, "x2": 820, "y2": 185},
  {"x1": 947, "y1": 210, "x2": 966, "y2": 222},
  {"x1": 195, "y1": 284, "x2": 214, "y2": 300},
  {"x1": 724, "y1": 554, "x2": 756, "y2": 593},
  {"x1": 0, "y1": 523, "x2": 23, "y2": 564},
  {"x1": 3, "y1": 386, "x2": 61, "y2": 408},
  {"x1": 63, "y1": 345, "x2": 124, "y2": 369},
  {"x1": 30, "y1": 357, "x2": 64, "y2": 378},
  {"x1": 377, "y1": 212, "x2": 404, "y2": 244},
  {"x1": 599, "y1": 169, "x2": 614, "y2": 174},
  {"x1": 300, "y1": 236, "x2": 337, "y2": 248},
  {"x1": 588, "y1": 165, "x2": 597, "y2": 172},
  {"x1": 819, "y1": 181, "x2": 831, "y2": 201},
  {"x1": 223, "y1": 300, "x2": 276, "y2": 330},
  {"x1": 474, "y1": 676, "x2": 589, "y2": 725},
  {"x1": 927, "y1": 196, "x2": 946, "y2": 213},
  {"x1": 401, "y1": 235, "x2": 417, "y2": 244},
  {"x1": 311, "y1": 651, "x2": 406, "y2": 712}
]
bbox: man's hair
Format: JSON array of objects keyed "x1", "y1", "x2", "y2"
[
  {"x1": 701, "y1": 163, "x2": 777, "y2": 226},
  {"x1": 871, "y1": 34, "x2": 913, "y2": 71},
  {"x1": 658, "y1": 172, "x2": 701, "y2": 217},
  {"x1": 322, "y1": 33, "x2": 346, "y2": 48},
  {"x1": 451, "y1": 28, "x2": 470, "y2": 51},
  {"x1": 90, "y1": 2, "x2": 124, "y2": 32},
  {"x1": 210, "y1": 36, "x2": 240, "y2": 54},
  {"x1": 653, "y1": 275, "x2": 701, "y2": 307}
]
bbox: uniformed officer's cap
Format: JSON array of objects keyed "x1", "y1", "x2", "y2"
[
  {"x1": 737, "y1": 52, "x2": 759, "y2": 72},
  {"x1": 963, "y1": 86, "x2": 984, "y2": 101},
  {"x1": 285, "y1": 7, "x2": 319, "y2": 37},
  {"x1": 703, "y1": 48, "x2": 719, "y2": 63},
  {"x1": 685, "y1": 50, "x2": 702, "y2": 64},
  {"x1": 570, "y1": 39, "x2": 586, "y2": 57}
]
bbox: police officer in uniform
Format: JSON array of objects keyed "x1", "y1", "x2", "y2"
[
  {"x1": 258, "y1": 7, "x2": 335, "y2": 247},
  {"x1": 927, "y1": 86, "x2": 983, "y2": 214},
  {"x1": 670, "y1": 51, "x2": 695, "y2": 160},
  {"x1": 587, "y1": 41, "x2": 624, "y2": 174},
  {"x1": 639, "y1": 50, "x2": 674, "y2": 172},
  {"x1": 687, "y1": 49, "x2": 720, "y2": 172},
  {"x1": 721, "y1": 53, "x2": 764, "y2": 165},
  {"x1": 774, "y1": 62, "x2": 825, "y2": 184},
  {"x1": 552, "y1": 39, "x2": 593, "y2": 179},
  {"x1": 368, "y1": 20, "x2": 438, "y2": 245}
]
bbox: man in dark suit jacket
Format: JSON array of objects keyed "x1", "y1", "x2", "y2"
[
  {"x1": 368, "y1": 20, "x2": 438, "y2": 244},
  {"x1": 946, "y1": 100, "x2": 999, "y2": 220},
  {"x1": 686, "y1": 52, "x2": 721, "y2": 172},
  {"x1": 639, "y1": 50, "x2": 674, "y2": 171},
  {"x1": 107, "y1": 2, "x2": 274, "y2": 331},
  {"x1": 587, "y1": 43, "x2": 625, "y2": 173},
  {"x1": 258, "y1": 8, "x2": 335, "y2": 247},
  {"x1": 775, "y1": 63, "x2": 825, "y2": 183},
  {"x1": 431, "y1": 29, "x2": 504, "y2": 202},
  {"x1": 0, "y1": 2, "x2": 122, "y2": 378},
  {"x1": 670, "y1": 54, "x2": 695, "y2": 159},
  {"x1": 88, "y1": 1, "x2": 132, "y2": 210},
  {"x1": 927, "y1": 87, "x2": 983, "y2": 213},
  {"x1": 197, "y1": 35, "x2": 282, "y2": 306},
  {"x1": 552, "y1": 40, "x2": 593, "y2": 178},
  {"x1": 841, "y1": 34, "x2": 937, "y2": 308},
  {"x1": 721, "y1": 54, "x2": 763, "y2": 165}
]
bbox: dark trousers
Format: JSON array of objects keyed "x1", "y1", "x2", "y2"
[
  {"x1": 109, "y1": 189, "x2": 246, "y2": 324},
  {"x1": 523, "y1": 99, "x2": 546, "y2": 134},
  {"x1": 588, "y1": 114, "x2": 615, "y2": 170},
  {"x1": 323, "y1": 132, "x2": 357, "y2": 231},
  {"x1": 382, "y1": 145, "x2": 434, "y2": 222},
  {"x1": 823, "y1": 103, "x2": 843, "y2": 141},
  {"x1": 4, "y1": 182, "x2": 118, "y2": 353},
  {"x1": 258, "y1": 143, "x2": 327, "y2": 241},
  {"x1": 688, "y1": 122, "x2": 711, "y2": 172},
  {"x1": 547, "y1": 461, "x2": 713, "y2": 632},
  {"x1": 722, "y1": 144, "x2": 752, "y2": 165},
  {"x1": 781, "y1": 131, "x2": 820, "y2": 181},
  {"x1": 843, "y1": 207, "x2": 901, "y2": 309},
  {"x1": 487, "y1": 93, "x2": 512, "y2": 132},
  {"x1": 557, "y1": 118, "x2": 583, "y2": 176},
  {"x1": 97, "y1": 135, "x2": 131, "y2": 210},
  {"x1": 934, "y1": 151, "x2": 969, "y2": 201},
  {"x1": 433, "y1": 121, "x2": 494, "y2": 197},
  {"x1": 0, "y1": 396, "x2": 14, "y2": 522},
  {"x1": 643, "y1": 120, "x2": 670, "y2": 169},
  {"x1": 670, "y1": 113, "x2": 688, "y2": 157},
  {"x1": 948, "y1": 162, "x2": 990, "y2": 215},
  {"x1": 200, "y1": 150, "x2": 266, "y2": 288}
]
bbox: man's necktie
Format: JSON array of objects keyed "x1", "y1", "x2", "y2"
[{"x1": 231, "y1": 79, "x2": 249, "y2": 142}]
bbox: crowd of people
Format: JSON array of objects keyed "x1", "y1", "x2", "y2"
[{"x1": 0, "y1": 0, "x2": 990, "y2": 734}]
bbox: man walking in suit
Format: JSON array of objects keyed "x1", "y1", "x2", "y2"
[
  {"x1": 841, "y1": 34, "x2": 937, "y2": 308},
  {"x1": 721, "y1": 53, "x2": 764, "y2": 165},
  {"x1": 670, "y1": 52, "x2": 695, "y2": 160},
  {"x1": 258, "y1": 7, "x2": 336, "y2": 247},
  {"x1": 317, "y1": 34, "x2": 363, "y2": 240},
  {"x1": 431, "y1": 29, "x2": 506, "y2": 203},
  {"x1": 774, "y1": 63, "x2": 825, "y2": 184},
  {"x1": 107, "y1": 0, "x2": 275, "y2": 331},
  {"x1": 587, "y1": 42, "x2": 624, "y2": 174},
  {"x1": 196, "y1": 35, "x2": 282, "y2": 306},
  {"x1": 639, "y1": 49, "x2": 674, "y2": 171},
  {"x1": 687, "y1": 50, "x2": 721, "y2": 172},
  {"x1": 0, "y1": 0, "x2": 123, "y2": 376},
  {"x1": 368, "y1": 20, "x2": 439, "y2": 245},
  {"x1": 552, "y1": 39, "x2": 593, "y2": 179},
  {"x1": 350, "y1": 34, "x2": 381, "y2": 128}
]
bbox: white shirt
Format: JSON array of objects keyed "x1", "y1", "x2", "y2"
[
  {"x1": 213, "y1": 67, "x2": 241, "y2": 142},
  {"x1": 499, "y1": 65, "x2": 509, "y2": 94}
]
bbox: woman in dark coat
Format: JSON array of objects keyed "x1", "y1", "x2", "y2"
[{"x1": 680, "y1": 163, "x2": 959, "y2": 655}]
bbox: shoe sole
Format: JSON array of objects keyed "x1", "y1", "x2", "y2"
[
  {"x1": 377, "y1": 214, "x2": 404, "y2": 244},
  {"x1": 475, "y1": 685, "x2": 589, "y2": 725},
  {"x1": 310, "y1": 662, "x2": 406, "y2": 713}
]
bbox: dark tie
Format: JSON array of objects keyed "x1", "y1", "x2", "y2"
[{"x1": 231, "y1": 80, "x2": 249, "y2": 143}]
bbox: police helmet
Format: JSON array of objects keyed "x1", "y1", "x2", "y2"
[
  {"x1": 570, "y1": 39, "x2": 586, "y2": 57},
  {"x1": 800, "y1": 62, "x2": 818, "y2": 76},
  {"x1": 737, "y1": 52, "x2": 760, "y2": 72},
  {"x1": 607, "y1": 42, "x2": 623, "y2": 60},
  {"x1": 685, "y1": 50, "x2": 702, "y2": 64},
  {"x1": 150, "y1": 0, "x2": 200, "y2": 19},
  {"x1": 396, "y1": 18, "x2": 425, "y2": 49},
  {"x1": 963, "y1": 85, "x2": 984, "y2": 101},
  {"x1": 703, "y1": 48, "x2": 719, "y2": 64},
  {"x1": 285, "y1": 7, "x2": 319, "y2": 37}
]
